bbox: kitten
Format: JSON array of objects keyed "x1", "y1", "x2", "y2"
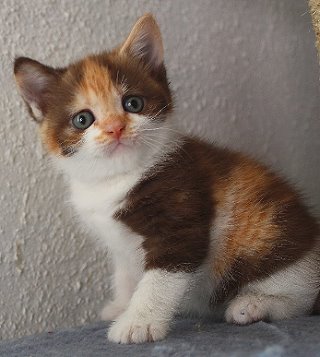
[{"x1": 14, "y1": 14, "x2": 320, "y2": 344}]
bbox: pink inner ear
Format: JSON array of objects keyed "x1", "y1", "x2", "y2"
[
  {"x1": 132, "y1": 33, "x2": 163, "y2": 68},
  {"x1": 15, "y1": 61, "x2": 57, "y2": 120},
  {"x1": 120, "y1": 15, "x2": 164, "y2": 70},
  {"x1": 18, "y1": 65, "x2": 51, "y2": 103}
]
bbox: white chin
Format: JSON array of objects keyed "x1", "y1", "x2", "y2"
[
  {"x1": 55, "y1": 130, "x2": 178, "y2": 182},
  {"x1": 56, "y1": 142, "x2": 149, "y2": 182}
]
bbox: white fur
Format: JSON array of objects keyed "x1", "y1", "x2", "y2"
[
  {"x1": 53, "y1": 95, "x2": 189, "y2": 343},
  {"x1": 29, "y1": 101, "x2": 43, "y2": 121},
  {"x1": 225, "y1": 249, "x2": 320, "y2": 324},
  {"x1": 70, "y1": 171, "x2": 146, "y2": 322},
  {"x1": 108, "y1": 269, "x2": 190, "y2": 343},
  {"x1": 179, "y1": 265, "x2": 220, "y2": 318}
]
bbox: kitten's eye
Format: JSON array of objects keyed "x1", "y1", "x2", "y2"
[
  {"x1": 122, "y1": 96, "x2": 144, "y2": 113},
  {"x1": 72, "y1": 111, "x2": 95, "y2": 130}
]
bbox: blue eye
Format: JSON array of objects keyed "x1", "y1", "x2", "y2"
[
  {"x1": 72, "y1": 111, "x2": 95, "y2": 130},
  {"x1": 122, "y1": 96, "x2": 144, "y2": 113}
]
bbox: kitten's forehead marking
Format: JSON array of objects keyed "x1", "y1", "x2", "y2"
[
  {"x1": 81, "y1": 58, "x2": 112, "y2": 97},
  {"x1": 70, "y1": 58, "x2": 122, "y2": 118}
]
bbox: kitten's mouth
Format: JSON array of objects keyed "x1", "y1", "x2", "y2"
[
  {"x1": 107, "y1": 138, "x2": 133, "y2": 155},
  {"x1": 110, "y1": 141, "x2": 123, "y2": 153}
]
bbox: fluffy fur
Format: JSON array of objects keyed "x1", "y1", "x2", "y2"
[{"x1": 14, "y1": 14, "x2": 320, "y2": 344}]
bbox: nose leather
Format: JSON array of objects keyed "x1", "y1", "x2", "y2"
[{"x1": 103, "y1": 117, "x2": 126, "y2": 140}]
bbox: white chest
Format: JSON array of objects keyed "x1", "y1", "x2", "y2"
[{"x1": 69, "y1": 172, "x2": 143, "y2": 253}]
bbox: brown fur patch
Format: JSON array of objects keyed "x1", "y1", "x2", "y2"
[
  {"x1": 116, "y1": 136, "x2": 319, "y2": 293},
  {"x1": 115, "y1": 138, "x2": 237, "y2": 272}
]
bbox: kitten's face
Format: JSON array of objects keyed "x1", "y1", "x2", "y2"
[{"x1": 14, "y1": 14, "x2": 173, "y2": 180}]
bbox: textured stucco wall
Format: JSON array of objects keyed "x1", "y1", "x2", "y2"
[{"x1": 0, "y1": 0, "x2": 319, "y2": 340}]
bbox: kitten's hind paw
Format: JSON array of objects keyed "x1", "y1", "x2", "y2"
[{"x1": 225, "y1": 295, "x2": 266, "y2": 325}]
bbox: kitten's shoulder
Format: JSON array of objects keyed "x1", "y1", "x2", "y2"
[{"x1": 167, "y1": 135, "x2": 247, "y2": 177}]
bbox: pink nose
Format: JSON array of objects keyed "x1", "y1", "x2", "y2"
[{"x1": 105, "y1": 120, "x2": 126, "y2": 140}]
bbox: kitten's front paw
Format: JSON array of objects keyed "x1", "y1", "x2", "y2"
[
  {"x1": 107, "y1": 314, "x2": 168, "y2": 344},
  {"x1": 100, "y1": 301, "x2": 126, "y2": 321}
]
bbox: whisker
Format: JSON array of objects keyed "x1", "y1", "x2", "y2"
[
  {"x1": 139, "y1": 137, "x2": 161, "y2": 152},
  {"x1": 139, "y1": 126, "x2": 181, "y2": 135},
  {"x1": 140, "y1": 136, "x2": 184, "y2": 162},
  {"x1": 116, "y1": 70, "x2": 119, "y2": 86},
  {"x1": 147, "y1": 104, "x2": 171, "y2": 121}
]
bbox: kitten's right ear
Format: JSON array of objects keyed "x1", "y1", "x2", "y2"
[{"x1": 14, "y1": 57, "x2": 61, "y2": 123}]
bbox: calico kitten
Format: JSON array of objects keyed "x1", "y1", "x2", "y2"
[{"x1": 14, "y1": 14, "x2": 320, "y2": 344}]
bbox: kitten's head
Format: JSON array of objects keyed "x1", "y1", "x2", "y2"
[{"x1": 14, "y1": 14, "x2": 174, "y2": 181}]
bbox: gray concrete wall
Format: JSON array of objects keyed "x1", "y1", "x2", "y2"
[{"x1": 0, "y1": 0, "x2": 319, "y2": 339}]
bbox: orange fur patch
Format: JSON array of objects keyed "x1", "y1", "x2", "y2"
[
  {"x1": 211, "y1": 158, "x2": 294, "y2": 279},
  {"x1": 71, "y1": 58, "x2": 120, "y2": 116},
  {"x1": 39, "y1": 120, "x2": 62, "y2": 155}
]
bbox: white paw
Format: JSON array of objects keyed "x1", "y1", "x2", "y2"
[
  {"x1": 225, "y1": 295, "x2": 266, "y2": 325},
  {"x1": 107, "y1": 314, "x2": 168, "y2": 344},
  {"x1": 100, "y1": 301, "x2": 126, "y2": 321}
]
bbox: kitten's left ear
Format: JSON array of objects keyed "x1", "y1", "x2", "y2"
[
  {"x1": 14, "y1": 57, "x2": 62, "y2": 123},
  {"x1": 120, "y1": 13, "x2": 164, "y2": 71}
]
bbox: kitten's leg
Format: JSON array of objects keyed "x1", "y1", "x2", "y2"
[
  {"x1": 100, "y1": 269, "x2": 135, "y2": 321},
  {"x1": 225, "y1": 252, "x2": 319, "y2": 324},
  {"x1": 108, "y1": 269, "x2": 190, "y2": 344},
  {"x1": 101, "y1": 254, "x2": 142, "y2": 321}
]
